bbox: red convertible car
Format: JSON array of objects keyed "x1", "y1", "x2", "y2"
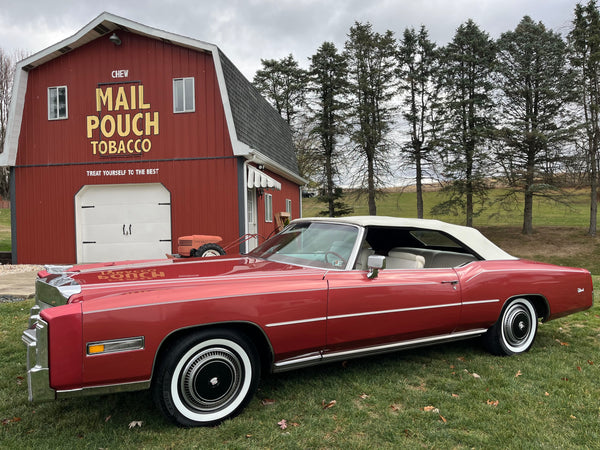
[{"x1": 23, "y1": 216, "x2": 593, "y2": 426}]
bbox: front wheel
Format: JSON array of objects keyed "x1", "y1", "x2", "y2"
[
  {"x1": 483, "y1": 298, "x2": 538, "y2": 356},
  {"x1": 152, "y1": 329, "x2": 260, "y2": 427}
]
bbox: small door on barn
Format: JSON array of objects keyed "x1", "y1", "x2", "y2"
[
  {"x1": 246, "y1": 188, "x2": 258, "y2": 251},
  {"x1": 75, "y1": 183, "x2": 172, "y2": 263}
]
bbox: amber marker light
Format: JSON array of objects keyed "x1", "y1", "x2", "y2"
[
  {"x1": 86, "y1": 337, "x2": 144, "y2": 355},
  {"x1": 87, "y1": 344, "x2": 105, "y2": 354}
]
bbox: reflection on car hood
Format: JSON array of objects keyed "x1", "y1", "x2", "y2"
[{"x1": 59, "y1": 256, "x2": 318, "y2": 286}]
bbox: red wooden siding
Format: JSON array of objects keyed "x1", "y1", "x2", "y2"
[
  {"x1": 12, "y1": 30, "x2": 300, "y2": 264},
  {"x1": 256, "y1": 169, "x2": 301, "y2": 241},
  {"x1": 16, "y1": 31, "x2": 230, "y2": 166},
  {"x1": 14, "y1": 158, "x2": 240, "y2": 264}
]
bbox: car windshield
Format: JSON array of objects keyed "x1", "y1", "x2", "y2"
[{"x1": 249, "y1": 221, "x2": 359, "y2": 269}]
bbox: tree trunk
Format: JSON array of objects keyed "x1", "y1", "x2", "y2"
[
  {"x1": 465, "y1": 143, "x2": 474, "y2": 227},
  {"x1": 325, "y1": 153, "x2": 335, "y2": 217},
  {"x1": 415, "y1": 145, "x2": 424, "y2": 219},
  {"x1": 367, "y1": 154, "x2": 377, "y2": 215},
  {"x1": 522, "y1": 189, "x2": 534, "y2": 235},
  {"x1": 589, "y1": 133, "x2": 598, "y2": 236}
]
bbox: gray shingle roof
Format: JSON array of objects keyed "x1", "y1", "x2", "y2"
[{"x1": 218, "y1": 50, "x2": 299, "y2": 177}]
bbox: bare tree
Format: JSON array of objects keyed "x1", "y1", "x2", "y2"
[{"x1": 0, "y1": 48, "x2": 23, "y2": 200}]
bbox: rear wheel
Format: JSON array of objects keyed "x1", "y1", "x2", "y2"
[
  {"x1": 152, "y1": 329, "x2": 260, "y2": 427},
  {"x1": 483, "y1": 298, "x2": 538, "y2": 356},
  {"x1": 196, "y1": 243, "x2": 226, "y2": 257}
]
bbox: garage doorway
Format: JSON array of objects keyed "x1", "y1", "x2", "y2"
[{"x1": 75, "y1": 183, "x2": 172, "y2": 263}]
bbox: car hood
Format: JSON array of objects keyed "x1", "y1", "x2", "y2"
[{"x1": 36, "y1": 256, "x2": 325, "y2": 306}]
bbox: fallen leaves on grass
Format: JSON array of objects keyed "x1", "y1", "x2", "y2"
[
  {"x1": 2, "y1": 417, "x2": 21, "y2": 425},
  {"x1": 261, "y1": 398, "x2": 276, "y2": 406},
  {"x1": 422, "y1": 406, "x2": 446, "y2": 423},
  {"x1": 487, "y1": 399, "x2": 499, "y2": 407},
  {"x1": 358, "y1": 393, "x2": 369, "y2": 399},
  {"x1": 322, "y1": 399, "x2": 337, "y2": 409},
  {"x1": 463, "y1": 369, "x2": 481, "y2": 379},
  {"x1": 515, "y1": 370, "x2": 522, "y2": 377},
  {"x1": 555, "y1": 339, "x2": 570, "y2": 346},
  {"x1": 277, "y1": 419, "x2": 299, "y2": 430},
  {"x1": 128, "y1": 421, "x2": 143, "y2": 429}
]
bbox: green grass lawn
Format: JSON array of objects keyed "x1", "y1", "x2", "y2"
[
  {"x1": 1, "y1": 293, "x2": 599, "y2": 448},
  {"x1": 0, "y1": 209, "x2": 10, "y2": 252},
  {"x1": 1, "y1": 190, "x2": 599, "y2": 447}
]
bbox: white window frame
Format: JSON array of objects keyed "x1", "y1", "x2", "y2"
[
  {"x1": 265, "y1": 193, "x2": 273, "y2": 223},
  {"x1": 286, "y1": 199, "x2": 292, "y2": 214},
  {"x1": 48, "y1": 86, "x2": 68, "y2": 120},
  {"x1": 173, "y1": 77, "x2": 195, "y2": 113}
]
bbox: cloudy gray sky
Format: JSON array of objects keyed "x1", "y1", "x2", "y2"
[{"x1": 0, "y1": 0, "x2": 582, "y2": 79}]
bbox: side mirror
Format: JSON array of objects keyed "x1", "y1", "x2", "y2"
[{"x1": 367, "y1": 255, "x2": 386, "y2": 279}]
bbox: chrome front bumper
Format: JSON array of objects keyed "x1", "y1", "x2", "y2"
[{"x1": 22, "y1": 314, "x2": 56, "y2": 402}]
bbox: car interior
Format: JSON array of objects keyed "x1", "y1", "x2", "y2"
[{"x1": 353, "y1": 226, "x2": 480, "y2": 270}]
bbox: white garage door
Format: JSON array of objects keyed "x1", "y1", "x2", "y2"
[{"x1": 75, "y1": 183, "x2": 172, "y2": 263}]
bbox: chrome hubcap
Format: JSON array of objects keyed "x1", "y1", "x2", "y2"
[
  {"x1": 503, "y1": 305, "x2": 531, "y2": 347},
  {"x1": 180, "y1": 348, "x2": 242, "y2": 412}
]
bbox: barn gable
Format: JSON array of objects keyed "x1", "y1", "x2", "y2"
[
  {"x1": 1, "y1": 12, "x2": 302, "y2": 184},
  {"x1": 1, "y1": 12, "x2": 304, "y2": 264}
]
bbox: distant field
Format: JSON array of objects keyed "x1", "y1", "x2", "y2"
[{"x1": 302, "y1": 188, "x2": 591, "y2": 227}]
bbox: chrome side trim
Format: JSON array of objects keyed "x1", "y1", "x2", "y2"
[
  {"x1": 272, "y1": 329, "x2": 487, "y2": 373},
  {"x1": 266, "y1": 317, "x2": 326, "y2": 328},
  {"x1": 272, "y1": 352, "x2": 323, "y2": 372},
  {"x1": 57, "y1": 380, "x2": 151, "y2": 399},
  {"x1": 328, "y1": 302, "x2": 461, "y2": 320},
  {"x1": 463, "y1": 299, "x2": 500, "y2": 306},
  {"x1": 322, "y1": 329, "x2": 487, "y2": 363}
]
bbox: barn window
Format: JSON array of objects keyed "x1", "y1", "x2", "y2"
[
  {"x1": 265, "y1": 194, "x2": 273, "y2": 222},
  {"x1": 286, "y1": 199, "x2": 292, "y2": 214},
  {"x1": 48, "y1": 86, "x2": 68, "y2": 120},
  {"x1": 173, "y1": 77, "x2": 195, "y2": 113}
]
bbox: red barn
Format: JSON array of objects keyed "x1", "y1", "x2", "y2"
[{"x1": 1, "y1": 12, "x2": 304, "y2": 264}]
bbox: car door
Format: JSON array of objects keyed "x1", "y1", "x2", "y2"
[{"x1": 324, "y1": 267, "x2": 462, "y2": 353}]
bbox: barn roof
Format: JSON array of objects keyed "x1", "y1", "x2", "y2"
[{"x1": 0, "y1": 12, "x2": 303, "y2": 184}]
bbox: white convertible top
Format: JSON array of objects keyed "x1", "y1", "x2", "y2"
[{"x1": 292, "y1": 216, "x2": 517, "y2": 261}]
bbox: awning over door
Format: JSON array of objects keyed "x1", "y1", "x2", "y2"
[{"x1": 247, "y1": 166, "x2": 281, "y2": 190}]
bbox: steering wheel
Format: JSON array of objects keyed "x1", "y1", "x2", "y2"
[{"x1": 324, "y1": 251, "x2": 347, "y2": 268}]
